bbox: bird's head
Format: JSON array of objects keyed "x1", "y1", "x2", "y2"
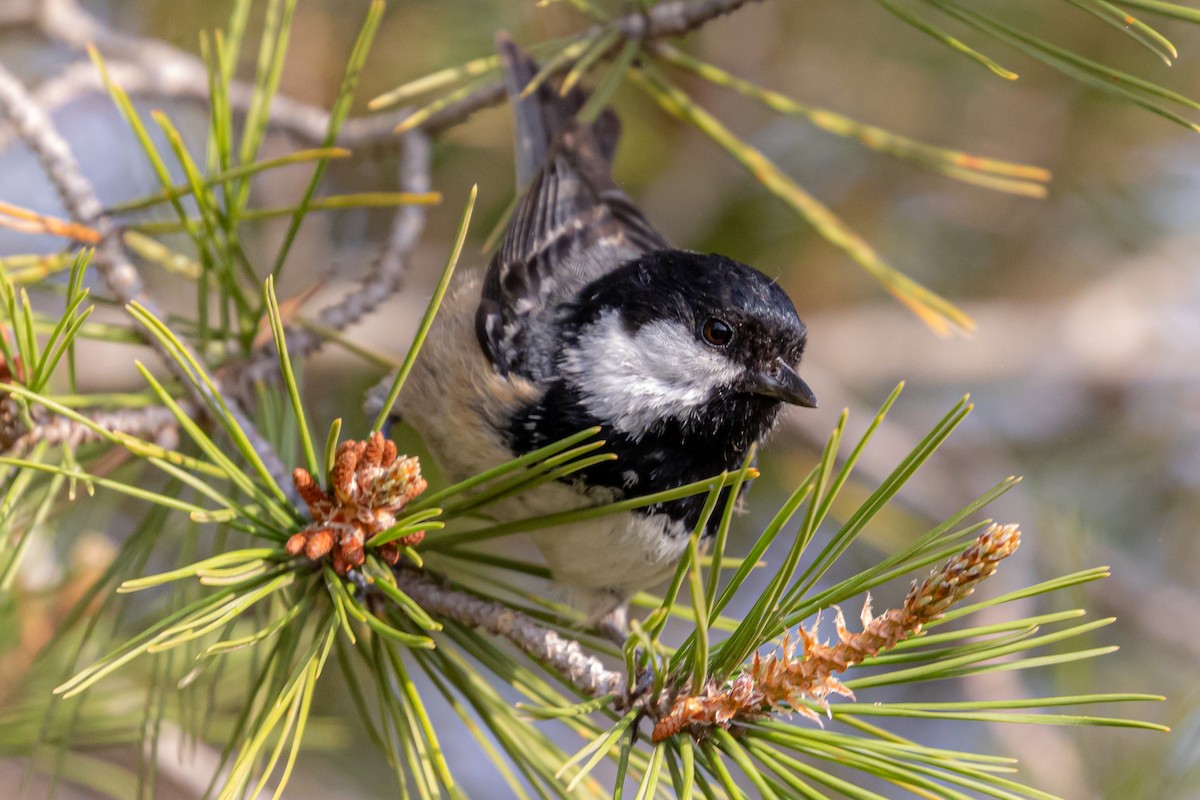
[{"x1": 559, "y1": 251, "x2": 816, "y2": 442}]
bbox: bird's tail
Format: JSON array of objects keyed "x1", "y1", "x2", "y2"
[{"x1": 495, "y1": 32, "x2": 620, "y2": 188}]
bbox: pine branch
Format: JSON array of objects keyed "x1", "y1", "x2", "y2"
[
  {"x1": 651, "y1": 524, "x2": 1022, "y2": 741},
  {"x1": 395, "y1": 569, "x2": 629, "y2": 702},
  {"x1": 0, "y1": 0, "x2": 433, "y2": 401},
  {"x1": 0, "y1": 59, "x2": 412, "y2": 156},
  {"x1": 242, "y1": 130, "x2": 432, "y2": 384},
  {"x1": 0, "y1": 63, "x2": 290, "y2": 495},
  {"x1": 0, "y1": 2, "x2": 1176, "y2": 795},
  {"x1": 0, "y1": 403, "x2": 188, "y2": 457},
  {"x1": 614, "y1": 0, "x2": 761, "y2": 38}
]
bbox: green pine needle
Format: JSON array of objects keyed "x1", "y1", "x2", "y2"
[{"x1": 370, "y1": 184, "x2": 478, "y2": 432}]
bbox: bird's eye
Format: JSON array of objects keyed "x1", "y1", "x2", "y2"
[{"x1": 701, "y1": 317, "x2": 734, "y2": 347}]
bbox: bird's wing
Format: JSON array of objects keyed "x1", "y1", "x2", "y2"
[{"x1": 476, "y1": 36, "x2": 670, "y2": 378}]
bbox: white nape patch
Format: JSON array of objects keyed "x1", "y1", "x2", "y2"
[{"x1": 561, "y1": 310, "x2": 742, "y2": 439}]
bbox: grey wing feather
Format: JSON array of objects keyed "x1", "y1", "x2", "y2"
[
  {"x1": 478, "y1": 35, "x2": 669, "y2": 379},
  {"x1": 497, "y1": 32, "x2": 620, "y2": 188}
]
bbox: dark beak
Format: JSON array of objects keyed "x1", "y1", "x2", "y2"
[{"x1": 750, "y1": 358, "x2": 818, "y2": 408}]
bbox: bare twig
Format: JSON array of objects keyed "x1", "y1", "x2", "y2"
[
  {"x1": 0, "y1": 0, "x2": 115, "y2": 43},
  {"x1": 0, "y1": 0, "x2": 760, "y2": 43},
  {"x1": 0, "y1": 0, "x2": 408, "y2": 154},
  {"x1": 2, "y1": 0, "x2": 255, "y2": 78},
  {"x1": 0, "y1": 59, "x2": 411, "y2": 155},
  {"x1": 2, "y1": 0, "x2": 763, "y2": 157},
  {"x1": 396, "y1": 569, "x2": 628, "y2": 701},
  {"x1": 0, "y1": 63, "x2": 292, "y2": 494},
  {"x1": 1, "y1": 0, "x2": 432, "y2": 385},
  {"x1": 244, "y1": 129, "x2": 432, "y2": 384},
  {"x1": 419, "y1": 82, "x2": 508, "y2": 135},
  {"x1": 617, "y1": 0, "x2": 760, "y2": 38},
  {"x1": 0, "y1": 66, "x2": 143, "y2": 308},
  {"x1": 0, "y1": 0, "x2": 452, "y2": 154},
  {"x1": 388, "y1": 0, "x2": 764, "y2": 129},
  {"x1": 1, "y1": 403, "x2": 187, "y2": 456}
]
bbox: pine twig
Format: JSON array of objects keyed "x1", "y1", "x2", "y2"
[
  {"x1": 1, "y1": 0, "x2": 765, "y2": 375},
  {"x1": 0, "y1": 63, "x2": 291, "y2": 495},
  {"x1": 287, "y1": 431, "x2": 427, "y2": 574},
  {"x1": 0, "y1": 59, "x2": 411, "y2": 156},
  {"x1": 302, "y1": 129, "x2": 433, "y2": 343},
  {"x1": 651, "y1": 523, "x2": 1022, "y2": 741},
  {"x1": 395, "y1": 569, "x2": 629, "y2": 701},
  {"x1": 616, "y1": 0, "x2": 761, "y2": 38},
  {"x1": 243, "y1": 129, "x2": 433, "y2": 383},
  {"x1": 0, "y1": 403, "x2": 189, "y2": 456}
]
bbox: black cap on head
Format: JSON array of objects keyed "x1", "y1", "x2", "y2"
[{"x1": 570, "y1": 251, "x2": 814, "y2": 406}]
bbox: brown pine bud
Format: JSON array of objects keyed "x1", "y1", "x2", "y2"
[
  {"x1": 292, "y1": 468, "x2": 328, "y2": 512},
  {"x1": 363, "y1": 431, "x2": 384, "y2": 468},
  {"x1": 285, "y1": 532, "x2": 308, "y2": 556},
  {"x1": 396, "y1": 530, "x2": 425, "y2": 548},
  {"x1": 339, "y1": 540, "x2": 365, "y2": 571},
  {"x1": 651, "y1": 714, "x2": 685, "y2": 743},
  {"x1": 285, "y1": 435, "x2": 427, "y2": 574},
  {"x1": 378, "y1": 543, "x2": 401, "y2": 565},
  {"x1": 332, "y1": 443, "x2": 360, "y2": 504},
  {"x1": 305, "y1": 528, "x2": 335, "y2": 560}
]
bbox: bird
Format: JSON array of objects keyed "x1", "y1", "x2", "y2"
[{"x1": 387, "y1": 34, "x2": 817, "y2": 631}]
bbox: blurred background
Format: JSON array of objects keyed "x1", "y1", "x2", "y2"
[{"x1": 2, "y1": 0, "x2": 1199, "y2": 797}]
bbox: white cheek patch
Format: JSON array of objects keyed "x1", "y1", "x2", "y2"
[{"x1": 562, "y1": 310, "x2": 743, "y2": 439}]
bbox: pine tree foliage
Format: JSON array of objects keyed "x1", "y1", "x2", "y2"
[{"x1": 1, "y1": 0, "x2": 1192, "y2": 796}]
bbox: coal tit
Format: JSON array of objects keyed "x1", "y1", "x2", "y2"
[{"x1": 389, "y1": 35, "x2": 816, "y2": 625}]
